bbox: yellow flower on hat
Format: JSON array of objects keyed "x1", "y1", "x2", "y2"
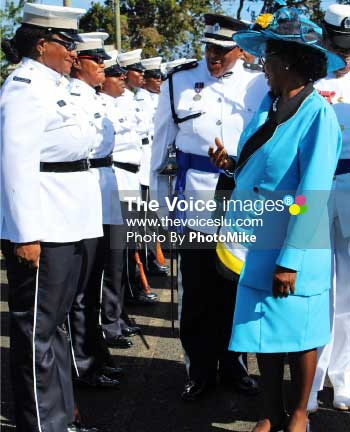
[{"x1": 255, "y1": 13, "x2": 274, "y2": 29}]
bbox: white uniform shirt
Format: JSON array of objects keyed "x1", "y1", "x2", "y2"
[
  {"x1": 135, "y1": 88, "x2": 159, "y2": 137},
  {"x1": 108, "y1": 91, "x2": 141, "y2": 201},
  {"x1": 135, "y1": 88, "x2": 159, "y2": 186},
  {"x1": 316, "y1": 72, "x2": 350, "y2": 237},
  {"x1": 151, "y1": 58, "x2": 268, "y2": 232},
  {"x1": 69, "y1": 79, "x2": 123, "y2": 225},
  {"x1": 1, "y1": 58, "x2": 103, "y2": 243}
]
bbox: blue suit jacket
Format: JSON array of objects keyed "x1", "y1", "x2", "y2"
[{"x1": 224, "y1": 90, "x2": 342, "y2": 296}]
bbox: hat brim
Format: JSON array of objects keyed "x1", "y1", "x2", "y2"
[
  {"x1": 325, "y1": 30, "x2": 350, "y2": 50},
  {"x1": 126, "y1": 63, "x2": 145, "y2": 72},
  {"x1": 58, "y1": 30, "x2": 83, "y2": 42},
  {"x1": 105, "y1": 65, "x2": 128, "y2": 76},
  {"x1": 233, "y1": 30, "x2": 346, "y2": 72},
  {"x1": 144, "y1": 69, "x2": 162, "y2": 78},
  {"x1": 201, "y1": 37, "x2": 237, "y2": 48},
  {"x1": 78, "y1": 48, "x2": 111, "y2": 60}
]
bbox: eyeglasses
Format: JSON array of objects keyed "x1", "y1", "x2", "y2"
[
  {"x1": 78, "y1": 55, "x2": 105, "y2": 65},
  {"x1": 260, "y1": 51, "x2": 279, "y2": 66},
  {"x1": 47, "y1": 37, "x2": 77, "y2": 51}
]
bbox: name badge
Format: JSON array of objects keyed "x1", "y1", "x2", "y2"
[{"x1": 13, "y1": 76, "x2": 31, "y2": 84}]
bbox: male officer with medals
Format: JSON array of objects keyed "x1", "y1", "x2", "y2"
[{"x1": 151, "y1": 14, "x2": 268, "y2": 400}]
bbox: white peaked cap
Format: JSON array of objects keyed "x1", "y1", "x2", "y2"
[
  {"x1": 325, "y1": 4, "x2": 350, "y2": 29},
  {"x1": 22, "y1": 3, "x2": 85, "y2": 30},
  {"x1": 76, "y1": 32, "x2": 109, "y2": 52},
  {"x1": 118, "y1": 49, "x2": 143, "y2": 67},
  {"x1": 141, "y1": 56, "x2": 162, "y2": 70},
  {"x1": 104, "y1": 49, "x2": 119, "y2": 69}
]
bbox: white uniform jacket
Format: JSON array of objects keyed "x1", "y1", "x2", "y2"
[
  {"x1": 135, "y1": 88, "x2": 159, "y2": 186},
  {"x1": 150, "y1": 59, "x2": 268, "y2": 232},
  {"x1": 69, "y1": 79, "x2": 122, "y2": 225},
  {"x1": 109, "y1": 91, "x2": 142, "y2": 201},
  {"x1": 1, "y1": 58, "x2": 103, "y2": 243},
  {"x1": 316, "y1": 73, "x2": 350, "y2": 238}
]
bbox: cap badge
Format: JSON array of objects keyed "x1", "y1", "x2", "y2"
[{"x1": 212, "y1": 23, "x2": 221, "y2": 33}]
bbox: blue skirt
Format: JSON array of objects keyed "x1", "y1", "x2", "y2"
[{"x1": 229, "y1": 284, "x2": 330, "y2": 353}]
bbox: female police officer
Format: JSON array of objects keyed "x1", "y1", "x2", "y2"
[{"x1": 1, "y1": 4, "x2": 102, "y2": 431}]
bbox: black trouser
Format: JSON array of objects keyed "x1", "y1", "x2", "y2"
[
  {"x1": 3, "y1": 240, "x2": 83, "y2": 432},
  {"x1": 121, "y1": 201, "x2": 142, "y2": 300},
  {"x1": 101, "y1": 224, "x2": 127, "y2": 338},
  {"x1": 179, "y1": 233, "x2": 247, "y2": 384},
  {"x1": 140, "y1": 184, "x2": 160, "y2": 267},
  {"x1": 69, "y1": 226, "x2": 125, "y2": 377}
]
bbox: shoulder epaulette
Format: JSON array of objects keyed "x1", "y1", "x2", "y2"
[
  {"x1": 168, "y1": 61, "x2": 202, "y2": 125},
  {"x1": 169, "y1": 60, "x2": 198, "y2": 76},
  {"x1": 13, "y1": 76, "x2": 31, "y2": 84}
]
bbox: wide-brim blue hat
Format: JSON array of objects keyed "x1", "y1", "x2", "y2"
[{"x1": 233, "y1": 7, "x2": 345, "y2": 72}]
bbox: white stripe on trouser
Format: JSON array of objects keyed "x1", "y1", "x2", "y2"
[
  {"x1": 176, "y1": 254, "x2": 190, "y2": 375},
  {"x1": 67, "y1": 315, "x2": 79, "y2": 378},
  {"x1": 33, "y1": 264, "x2": 43, "y2": 432},
  {"x1": 125, "y1": 249, "x2": 134, "y2": 297},
  {"x1": 98, "y1": 270, "x2": 106, "y2": 338}
]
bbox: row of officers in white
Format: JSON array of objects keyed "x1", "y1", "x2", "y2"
[{"x1": 1, "y1": 2, "x2": 349, "y2": 432}]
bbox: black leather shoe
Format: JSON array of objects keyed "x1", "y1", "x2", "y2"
[
  {"x1": 100, "y1": 364, "x2": 124, "y2": 378},
  {"x1": 67, "y1": 422, "x2": 99, "y2": 431},
  {"x1": 106, "y1": 335, "x2": 133, "y2": 349},
  {"x1": 147, "y1": 260, "x2": 169, "y2": 276},
  {"x1": 143, "y1": 290, "x2": 158, "y2": 299},
  {"x1": 222, "y1": 375, "x2": 260, "y2": 395},
  {"x1": 127, "y1": 292, "x2": 158, "y2": 305},
  {"x1": 122, "y1": 325, "x2": 141, "y2": 337},
  {"x1": 74, "y1": 371, "x2": 120, "y2": 388},
  {"x1": 181, "y1": 380, "x2": 214, "y2": 401}
]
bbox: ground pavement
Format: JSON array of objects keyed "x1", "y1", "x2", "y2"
[{"x1": 1, "y1": 256, "x2": 349, "y2": 432}]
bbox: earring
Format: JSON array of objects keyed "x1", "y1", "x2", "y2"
[{"x1": 285, "y1": 65, "x2": 289, "y2": 71}]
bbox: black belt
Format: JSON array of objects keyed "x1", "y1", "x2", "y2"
[
  {"x1": 113, "y1": 161, "x2": 140, "y2": 173},
  {"x1": 89, "y1": 155, "x2": 113, "y2": 168},
  {"x1": 40, "y1": 159, "x2": 89, "y2": 172},
  {"x1": 335, "y1": 159, "x2": 350, "y2": 176},
  {"x1": 142, "y1": 137, "x2": 150, "y2": 145}
]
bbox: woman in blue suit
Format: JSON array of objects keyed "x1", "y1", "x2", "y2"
[{"x1": 209, "y1": 7, "x2": 344, "y2": 432}]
